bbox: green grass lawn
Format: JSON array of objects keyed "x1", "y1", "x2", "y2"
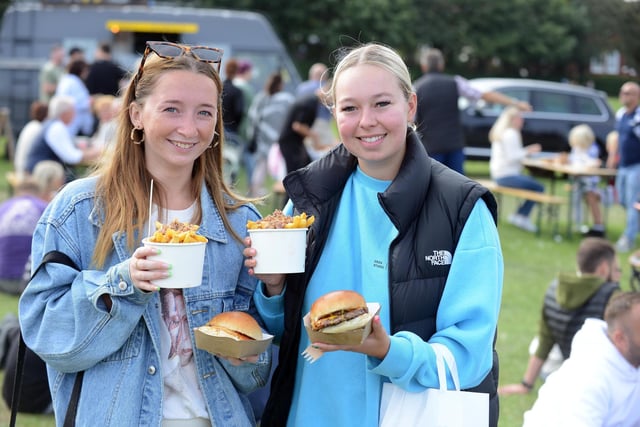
[{"x1": 0, "y1": 158, "x2": 633, "y2": 427}]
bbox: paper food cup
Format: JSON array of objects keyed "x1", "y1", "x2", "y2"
[
  {"x1": 141, "y1": 237, "x2": 207, "y2": 288},
  {"x1": 248, "y1": 228, "x2": 307, "y2": 274}
]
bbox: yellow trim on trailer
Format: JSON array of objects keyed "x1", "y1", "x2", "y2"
[{"x1": 106, "y1": 20, "x2": 199, "y2": 34}]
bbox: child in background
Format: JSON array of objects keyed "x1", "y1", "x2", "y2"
[{"x1": 567, "y1": 124, "x2": 605, "y2": 237}]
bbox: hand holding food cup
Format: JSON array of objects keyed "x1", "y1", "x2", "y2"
[
  {"x1": 140, "y1": 219, "x2": 208, "y2": 289},
  {"x1": 243, "y1": 210, "x2": 314, "y2": 296},
  {"x1": 129, "y1": 245, "x2": 170, "y2": 293},
  {"x1": 243, "y1": 237, "x2": 286, "y2": 296}
]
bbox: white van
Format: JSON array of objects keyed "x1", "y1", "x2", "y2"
[{"x1": 0, "y1": 1, "x2": 301, "y2": 135}]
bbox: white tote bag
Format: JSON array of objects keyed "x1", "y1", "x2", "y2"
[{"x1": 379, "y1": 343, "x2": 489, "y2": 427}]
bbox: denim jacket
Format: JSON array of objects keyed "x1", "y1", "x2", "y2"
[{"x1": 19, "y1": 176, "x2": 271, "y2": 427}]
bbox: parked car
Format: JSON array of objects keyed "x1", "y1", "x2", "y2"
[{"x1": 460, "y1": 78, "x2": 616, "y2": 160}]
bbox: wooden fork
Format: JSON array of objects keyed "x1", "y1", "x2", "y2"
[{"x1": 301, "y1": 345, "x2": 324, "y2": 363}]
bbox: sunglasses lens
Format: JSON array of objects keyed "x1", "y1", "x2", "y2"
[
  {"x1": 150, "y1": 43, "x2": 184, "y2": 58},
  {"x1": 192, "y1": 48, "x2": 223, "y2": 63}
]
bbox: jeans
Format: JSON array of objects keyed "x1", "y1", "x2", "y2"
[
  {"x1": 616, "y1": 163, "x2": 640, "y2": 243},
  {"x1": 496, "y1": 175, "x2": 545, "y2": 217},
  {"x1": 431, "y1": 148, "x2": 465, "y2": 175}
]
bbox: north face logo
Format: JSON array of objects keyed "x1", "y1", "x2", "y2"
[{"x1": 425, "y1": 250, "x2": 452, "y2": 266}]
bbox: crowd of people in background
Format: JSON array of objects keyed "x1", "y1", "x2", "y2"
[
  {"x1": 1, "y1": 37, "x2": 640, "y2": 427},
  {"x1": 15, "y1": 42, "x2": 124, "y2": 187}
]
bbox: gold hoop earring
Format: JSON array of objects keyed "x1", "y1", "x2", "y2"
[{"x1": 130, "y1": 127, "x2": 145, "y2": 145}]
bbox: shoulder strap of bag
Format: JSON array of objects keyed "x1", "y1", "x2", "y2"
[{"x1": 10, "y1": 251, "x2": 81, "y2": 427}]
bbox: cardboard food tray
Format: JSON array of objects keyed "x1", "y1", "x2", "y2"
[
  {"x1": 194, "y1": 327, "x2": 273, "y2": 359},
  {"x1": 303, "y1": 302, "x2": 381, "y2": 346}
]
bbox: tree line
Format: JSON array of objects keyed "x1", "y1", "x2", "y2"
[
  {"x1": 1, "y1": 0, "x2": 637, "y2": 90},
  {"x1": 205, "y1": 0, "x2": 639, "y2": 90}
]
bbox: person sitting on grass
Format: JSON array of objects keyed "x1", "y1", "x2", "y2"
[
  {"x1": 498, "y1": 237, "x2": 621, "y2": 396},
  {"x1": 0, "y1": 160, "x2": 65, "y2": 295},
  {"x1": 522, "y1": 291, "x2": 640, "y2": 427}
]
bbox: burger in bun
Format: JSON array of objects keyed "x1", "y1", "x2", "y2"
[
  {"x1": 310, "y1": 290, "x2": 369, "y2": 334},
  {"x1": 201, "y1": 311, "x2": 263, "y2": 341}
]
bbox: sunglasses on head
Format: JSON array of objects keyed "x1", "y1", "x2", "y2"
[{"x1": 132, "y1": 41, "x2": 224, "y2": 91}]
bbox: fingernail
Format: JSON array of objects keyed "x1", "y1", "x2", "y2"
[
  {"x1": 312, "y1": 344, "x2": 319, "y2": 349},
  {"x1": 156, "y1": 286, "x2": 161, "y2": 292}
]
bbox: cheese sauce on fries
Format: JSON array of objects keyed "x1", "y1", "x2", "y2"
[
  {"x1": 246, "y1": 210, "x2": 315, "y2": 230},
  {"x1": 149, "y1": 219, "x2": 208, "y2": 243}
]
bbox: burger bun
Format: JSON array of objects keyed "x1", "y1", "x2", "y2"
[
  {"x1": 203, "y1": 311, "x2": 262, "y2": 341},
  {"x1": 310, "y1": 290, "x2": 367, "y2": 325}
]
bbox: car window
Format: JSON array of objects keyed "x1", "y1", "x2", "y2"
[
  {"x1": 531, "y1": 91, "x2": 572, "y2": 113},
  {"x1": 500, "y1": 88, "x2": 529, "y2": 102},
  {"x1": 467, "y1": 88, "x2": 530, "y2": 114},
  {"x1": 574, "y1": 95, "x2": 602, "y2": 115}
]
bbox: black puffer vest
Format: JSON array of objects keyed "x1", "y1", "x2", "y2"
[
  {"x1": 261, "y1": 130, "x2": 501, "y2": 427},
  {"x1": 543, "y1": 280, "x2": 619, "y2": 358}
]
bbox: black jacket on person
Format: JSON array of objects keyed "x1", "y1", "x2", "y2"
[
  {"x1": 277, "y1": 93, "x2": 317, "y2": 173},
  {"x1": 222, "y1": 79, "x2": 245, "y2": 134},
  {"x1": 85, "y1": 60, "x2": 126, "y2": 96},
  {"x1": 413, "y1": 71, "x2": 465, "y2": 155},
  {"x1": 260, "y1": 129, "x2": 501, "y2": 426},
  {"x1": 543, "y1": 279, "x2": 619, "y2": 359}
]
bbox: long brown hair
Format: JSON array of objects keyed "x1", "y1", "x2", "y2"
[{"x1": 91, "y1": 51, "x2": 252, "y2": 268}]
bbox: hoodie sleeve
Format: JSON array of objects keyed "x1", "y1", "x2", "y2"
[{"x1": 370, "y1": 199, "x2": 503, "y2": 390}]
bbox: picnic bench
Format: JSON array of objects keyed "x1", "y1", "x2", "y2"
[{"x1": 475, "y1": 179, "x2": 565, "y2": 238}]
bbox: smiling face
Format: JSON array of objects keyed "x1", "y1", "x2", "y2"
[
  {"x1": 333, "y1": 64, "x2": 416, "y2": 180},
  {"x1": 129, "y1": 69, "x2": 218, "y2": 179}
]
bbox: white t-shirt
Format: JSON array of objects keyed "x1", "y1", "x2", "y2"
[
  {"x1": 489, "y1": 128, "x2": 527, "y2": 180},
  {"x1": 148, "y1": 204, "x2": 209, "y2": 421},
  {"x1": 45, "y1": 120, "x2": 84, "y2": 165}
]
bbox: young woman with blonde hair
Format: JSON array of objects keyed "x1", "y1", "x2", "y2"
[{"x1": 489, "y1": 106, "x2": 544, "y2": 232}]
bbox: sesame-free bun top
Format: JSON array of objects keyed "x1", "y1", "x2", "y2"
[
  {"x1": 310, "y1": 290, "x2": 367, "y2": 323},
  {"x1": 205, "y1": 311, "x2": 262, "y2": 341}
]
